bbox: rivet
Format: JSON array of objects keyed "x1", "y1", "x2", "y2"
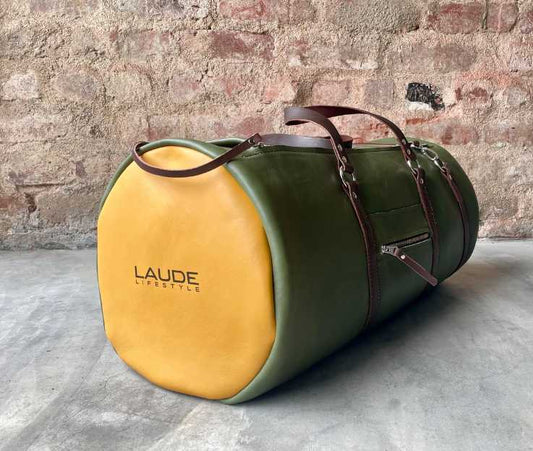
[{"x1": 400, "y1": 255, "x2": 406, "y2": 260}]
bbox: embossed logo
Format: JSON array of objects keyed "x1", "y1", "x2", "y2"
[{"x1": 134, "y1": 265, "x2": 200, "y2": 293}]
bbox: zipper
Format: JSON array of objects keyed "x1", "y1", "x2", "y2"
[{"x1": 381, "y1": 233, "x2": 438, "y2": 286}]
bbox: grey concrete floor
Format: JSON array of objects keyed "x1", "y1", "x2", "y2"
[{"x1": 0, "y1": 241, "x2": 532, "y2": 451}]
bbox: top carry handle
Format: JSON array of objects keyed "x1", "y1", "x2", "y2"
[{"x1": 131, "y1": 131, "x2": 354, "y2": 178}]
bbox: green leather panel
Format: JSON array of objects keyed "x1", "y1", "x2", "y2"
[{"x1": 99, "y1": 136, "x2": 479, "y2": 405}]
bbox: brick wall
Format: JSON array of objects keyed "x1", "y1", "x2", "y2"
[{"x1": 1, "y1": 0, "x2": 532, "y2": 248}]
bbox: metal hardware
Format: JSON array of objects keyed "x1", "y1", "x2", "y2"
[
  {"x1": 411, "y1": 142, "x2": 446, "y2": 172},
  {"x1": 339, "y1": 167, "x2": 357, "y2": 185},
  {"x1": 381, "y1": 232, "x2": 437, "y2": 286},
  {"x1": 407, "y1": 158, "x2": 421, "y2": 174},
  {"x1": 382, "y1": 232, "x2": 430, "y2": 250}
]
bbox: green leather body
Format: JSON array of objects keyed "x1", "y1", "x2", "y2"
[{"x1": 99, "y1": 138, "x2": 479, "y2": 404}]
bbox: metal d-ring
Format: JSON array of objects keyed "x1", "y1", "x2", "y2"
[
  {"x1": 407, "y1": 158, "x2": 421, "y2": 174},
  {"x1": 339, "y1": 166, "x2": 357, "y2": 185}
]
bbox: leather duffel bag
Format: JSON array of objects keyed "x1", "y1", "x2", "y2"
[{"x1": 97, "y1": 105, "x2": 479, "y2": 404}]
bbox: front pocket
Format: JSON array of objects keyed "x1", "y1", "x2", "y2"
[{"x1": 381, "y1": 233, "x2": 437, "y2": 286}]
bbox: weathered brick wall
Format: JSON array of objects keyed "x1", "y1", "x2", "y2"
[{"x1": 1, "y1": 0, "x2": 532, "y2": 248}]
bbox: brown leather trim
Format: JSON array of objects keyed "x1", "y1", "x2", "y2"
[
  {"x1": 346, "y1": 182, "x2": 380, "y2": 328},
  {"x1": 131, "y1": 134, "x2": 263, "y2": 178},
  {"x1": 286, "y1": 105, "x2": 441, "y2": 290},
  {"x1": 284, "y1": 106, "x2": 380, "y2": 328},
  {"x1": 413, "y1": 167, "x2": 440, "y2": 275},
  {"x1": 441, "y1": 163, "x2": 471, "y2": 269},
  {"x1": 286, "y1": 106, "x2": 416, "y2": 162},
  {"x1": 386, "y1": 246, "x2": 438, "y2": 286}
]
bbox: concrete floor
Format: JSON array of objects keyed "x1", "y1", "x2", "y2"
[{"x1": 0, "y1": 241, "x2": 532, "y2": 451}]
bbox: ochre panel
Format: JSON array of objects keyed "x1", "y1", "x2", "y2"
[{"x1": 98, "y1": 146, "x2": 275, "y2": 399}]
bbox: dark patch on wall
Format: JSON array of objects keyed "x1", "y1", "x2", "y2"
[
  {"x1": 24, "y1": 193, "x2": 37, "y2": 213},
  {"x1": 406, "y1": 82, "x2": 445, "y2": 110},
  {"x1": 75, "y1": 161, "x2": 87, "y2": 178}
]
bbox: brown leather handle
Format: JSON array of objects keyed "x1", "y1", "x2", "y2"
[
  {"x1": 284, "y1": 105, "x2": 417, "y2": 163},
  {"x1": 132, "y1": 132, "x2": 354, "y2": 178},
  {"x1": 283, "y1": 106, "x2": 359, "y2": 181},
  {"x1": 131, "y1": 134, "x2": 262, "y2": 178}
]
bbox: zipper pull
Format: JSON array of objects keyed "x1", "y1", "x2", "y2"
[{"x1": 382, "y1": 245, "x2": 438, "y2": 286}]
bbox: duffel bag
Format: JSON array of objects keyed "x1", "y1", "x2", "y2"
[{"x1": 97, "y1": 105, "x2": 479, "y2": 404}]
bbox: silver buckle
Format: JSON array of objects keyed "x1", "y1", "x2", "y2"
[
  {"x1": 410, "y1": 143, "x2": 446, "y2": 172},
  {"x1": 339, "y1": 167, "x2": 356, "y2": 185}
]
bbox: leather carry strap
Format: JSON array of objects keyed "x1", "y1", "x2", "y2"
[
  {"x1": 442, "y1": 165, "x2": 470, "y2": 268},
  {"x1": 132, "y1": 134, "x2": 262, "y2": 178},
  {"x1": 132, "y1": 133, "x2": 354, "y2": 178},
  {"x1": 412, "y1": 141, "x2": 471, "y2": 271},
  {"x1": 286, "y1": 105, "x2": 441, "y2": 285},
  {"x1": 284, "y1": 106, "x2": 381, "y2": 327}
]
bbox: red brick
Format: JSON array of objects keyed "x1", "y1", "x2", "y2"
[
  {"x1": 115, "y1": 30, "x2": 173, "y2": 59},
  {"x1": 187, "y1": 113, "x2": 272, "y2": 138},
  {"x1": 406, "y1": 119, "x2": 479, "y2": 145},
  {"x1": 0, "y1": 113, "x2": 71, "y2": 143},
  {"x1": 0, "y1": 30, "x2": 34, "y2": 58},
  {"x1": 210, "y1": 75, "x2": 248, "y2": 97},
  {"x1": 52, "y1": 70, "x2": 102, "y2": 102},
  {"x1": 109, "y1": 0, "x2": 209, "y2": 17},
  {"x1": 487, "y1": 2, "x2": 518, "y2": 32},
  {"x1": 0, "y1": 193, "x2": 23, "y2": 212},
  {"x1": 507, "y1": 37, "x2": 533, "y2": 71},
  {"x1": 112, "y1": 112, "x2": 149, "y2": 142},
  {"x1": 336, "y1": 116, "x2": 392, "y2": 143},
  {"x1": 519, "y1": 8, "x2": 533, "y2": 33},
  {"x1": 29, "y1": 0, "x2": 100, "y2": 14},
  {"x1": 168, "y1": 72, "x2": 203, "y2": 105},
  {"x1": 262, "y1": 78, "x2": 298, "y2": 103},
  {"x1": 426, "y1": 2, "x2": 484, "y2": 33},
  {"x1": 434, "y1": 43, "x2": 477, "y2": 73},
  {"x1": 148, "y1": 0, "x2": 209, "y2": 17},
  {"x1": 209, "y1": 32, "x2": 273, "y2": 60},
  {"x1": 388, "y1": 41, "x2": 476, "y2": 73},
  {"x1": 218, "y1": 0, "x2": 287, "y2": 21},
  {"x1": 105, "y1": 69, "x2": 152, "y2": 104},
  {"x1": 289, "y1": 0, "x2": 316, "y2": 23},
  {"x1": 288, "y1": 35, "x2": 379, "y2": 70},
  {"x1": 501, "y1": 85, "x2": 530, "y2": 107},
  {"x1": 147, "y1": 115, "x2": 187, "y2": 141},
  {"x1": 2, "y1": 142, "x2": 73, "y2": 185},
  {"x1": 364, "y1": 79, "x2": 394, "y2": 109},
  {"x1": 2, "y1": 71, "x2": 40, "y2": 100},
  {"x1": 311, "y1": 80, "x2": 356, "y2": 105},
  {"x1": 455, "y1": 80, "x2": 493, "y2": 109},
  {"x1": 329, "y1": 0, "x2": 421, "y2": 32},
  {"x1": 484, "y1": 121, "x2": 533, "y2": 145},
  {"x1": 213, "y1": 115, "x2": 270, "y2": 137},
  {"x1": 35, "y1": 187, "x2": 101, "y2": 225}
]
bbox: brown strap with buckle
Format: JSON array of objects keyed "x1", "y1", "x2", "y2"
[
  {"x1": 284, "y1": 106, "x2": 381, "y2": 327},
  {"x1": 441, "y1": 164, "x2": 471, "y2": 268},
  {"x1": 286, "y1": 105, "x2": 441, "y2": 285}
]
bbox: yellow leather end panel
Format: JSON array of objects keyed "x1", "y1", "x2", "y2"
[{"x1": 97, "y1": 146, "x2": 275, "y2": 399}]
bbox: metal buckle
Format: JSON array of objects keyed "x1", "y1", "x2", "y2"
[
  {"x1": 407, "y1": 158, "x2": 421, "y2": 174},
  {"x1": 339, "y1": 166, "x2": 356, "y2": 185},
  {"x1": 410, "y1": 142, "x2": 446, "y2": 172}
]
